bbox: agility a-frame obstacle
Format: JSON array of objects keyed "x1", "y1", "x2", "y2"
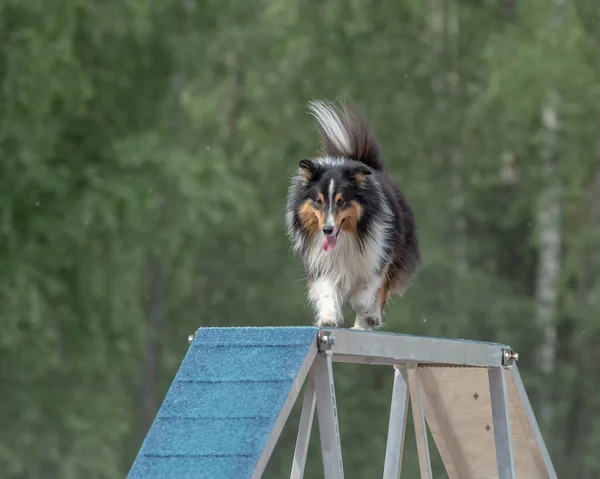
[{"x1": 127, "y1": 327, "x2": 557, "y2": 479}]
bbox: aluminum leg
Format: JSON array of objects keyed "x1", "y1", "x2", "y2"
[
  {"x1": 407, "y1": 364, "x2": 433, "y2": 479},
  {"x1": 290, "y1": 372, "x2": 317, "y2": 479},
  {"x1": 508, "y1": 365, "x2": 557, "y2": 478},
  {"x1": 488, "y1": 367, "x2": 515, "y2": 479},
  {"x1": 313, "y1": 352, "x2": 344, "y2": 479},
  {"x1": 383, "y1": 366, "x2": 409, "y2": 479}
]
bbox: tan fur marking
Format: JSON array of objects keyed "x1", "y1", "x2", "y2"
[
  {"x1": 298, "y1": 199, "x2": 324, "y2": 235},
  {"x1": 299, "y1": 197, "x2": 362, "y2": 237},
  {"x1": 334, "y1": 192, "x2": 343, "y2": 203},
  {"x1": 300, "y1": 169, "x2": 313, "y2": 182},
  {"x1": 378, "y1": 285, "x2": 389, "y2": 311},
  {"x1": 339, "y1": 200, "x2": 363, "y2": 232},
  {"x1": 354, "y1": 173, "x2": 367, "y2": 185},
  {"x1": 386, "y1": 263, "x2": 408, "y2": 296},
  {"x1": 317, "y1": 193, "x2": 325, "y2": 204}
]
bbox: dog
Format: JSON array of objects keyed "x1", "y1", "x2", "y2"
[{"x1": 285, "y1": 99, "x2": 420, "y2": 330}]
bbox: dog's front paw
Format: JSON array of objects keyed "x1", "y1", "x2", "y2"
[
  {"x1": 350, "y1": 325, "x2": 366, "y2": 330},
  {"x1": 353, "y1": 313, "x2": 382, "y2": 331},
  {"x1": 365, "y1": 314, "x2": 381, "y2": 328},
  {"x1": 316, "y1": 313, "x2": 340, "y2": 328}
]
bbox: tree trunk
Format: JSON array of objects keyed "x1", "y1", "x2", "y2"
[
  {"x1": 428, "y1": 0, "x2": 467, "y2": 273},
  {"x1": 140, "y1": 43, "x2": 186, "y2": 432},
  {"x1": 446, "y1": 4, "x2": 467, "y2": 274},
  {"x1": 223, "y1": 52, "x2": 245, "y2": 162},
  {"x1": 534, "y1": 0, "x2": 568, "y2": 430},
  {"x1": 141, "y1": 259, "x2": 165, "y2": 429},
  {"x1": 450, "y1": 150, "x2": 467, "y2": 273},
  {"x1": 534, "y1": 90, "x2": 561, "y2": 429}
]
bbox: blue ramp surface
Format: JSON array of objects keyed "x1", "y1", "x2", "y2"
[{"x1": 128, "y1": 326, "x2": 319, "y2": 479}]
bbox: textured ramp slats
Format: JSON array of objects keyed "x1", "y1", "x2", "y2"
[
  {"x1": 141, "y1": 417, "x2": 275, "y2": 456},
  {"x1": 129, "y1": 456, "x2": 257, "y2": 479},
  {"x1": 160, "y1": 381, "x2": 293, "y2": 418},
  {"x1": 177, "y1": 345, "x2": 312, "y2": 382},
  {"x1": 192, "y1": 327, "x2": 319, "y2": 346},
  {"x1": 128, "y1": 327, "x2": 319, "y2": 479}
]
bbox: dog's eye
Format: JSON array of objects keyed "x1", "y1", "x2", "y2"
[
  {"x1": 314, "y1": 198, "x2": 323, "y2": 207},
  {"x1": 336, "y1": 199, "x2": 345, "y2": 208}
]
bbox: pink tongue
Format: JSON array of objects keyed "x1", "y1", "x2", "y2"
[{"x1": 322, "y1": 235, "x2": 337, "y2": 252}]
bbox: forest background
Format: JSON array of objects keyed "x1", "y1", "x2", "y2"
[{"x1": 2, "y1": 0, "x2": 600, "y2": 477}]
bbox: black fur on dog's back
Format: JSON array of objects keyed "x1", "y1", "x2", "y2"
[{"x1": 377, "y1": 172, "x2": 420, "y2": 300}]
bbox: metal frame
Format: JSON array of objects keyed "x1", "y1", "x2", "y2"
[
  {"x1": 382, "y1": 366, "x2": 409, "y2": 479},
  {"x1": 252, "y1": 338, "x2": 318, "y2": 479},
  {"x1": 290, "y1": 371, "x2": 316, "y2": 479},
  {"x1": 228, "y1": 328, "x2": 556, "y2": 479},
  {"x1": 313, "y1": 352, "x2": 345, "y2": 479},
  {"x1": 319, "y1": 329, "x2": 507, "y2": 367},
  {"x1": 508, "y1": 366, "x2": 557, "y2": 478},
  {"x1": 488, "y1": 367, "x2": 516, "y2": 479},
  {"x1": 407, "y1": 364, "x2": 433, "y2": 478}
]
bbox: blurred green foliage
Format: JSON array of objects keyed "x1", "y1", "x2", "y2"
[{"x1": 1, "y1": 0, "x2": 600, "y2": 477}]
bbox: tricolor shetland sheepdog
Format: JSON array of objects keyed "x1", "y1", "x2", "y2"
[{"x1": 285, "y1": 99, "x2": 420, "y2": 330}]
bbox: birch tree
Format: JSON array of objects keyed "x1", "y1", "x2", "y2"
[{"x1": 534, "y1": 2, "x2": 565, "y2": 430}]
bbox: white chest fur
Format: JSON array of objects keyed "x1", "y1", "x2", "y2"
[{"x1": 303, "y1": 222, "x2": 387, "y2": 297}]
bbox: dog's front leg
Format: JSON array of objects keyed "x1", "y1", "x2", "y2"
[
  {"x1": 350, "y1": 279, "x2": 383, "y2": 330},
  {"x1": 308, "y1": 277, "x2": 342, "y2": 328}
]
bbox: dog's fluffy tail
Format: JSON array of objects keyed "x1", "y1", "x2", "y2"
[{"x1": 307, "y1": 99, "x2": 384, "y2": 171}]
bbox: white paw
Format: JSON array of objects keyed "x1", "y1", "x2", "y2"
[
  {"x1": 353, "y1": 313, "x2": 382, "y2": 331},
  {"x1": 350, "y1": 325, "x2": 368, "y2": 330},
  {"x1": 316, "y1": 314, "x2": 340, "y2": 328}
]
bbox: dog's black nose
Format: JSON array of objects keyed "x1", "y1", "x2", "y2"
[{"x1": 322, "y1": 225, "x2": 334, "y2": 235}]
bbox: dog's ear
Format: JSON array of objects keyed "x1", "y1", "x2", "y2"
[
  {"x1": 351, "y1": 165, "x2": 372, "y2": 185},
  {"x1": 298, "y1": 158, "x2": 318, "y2": 181}
]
